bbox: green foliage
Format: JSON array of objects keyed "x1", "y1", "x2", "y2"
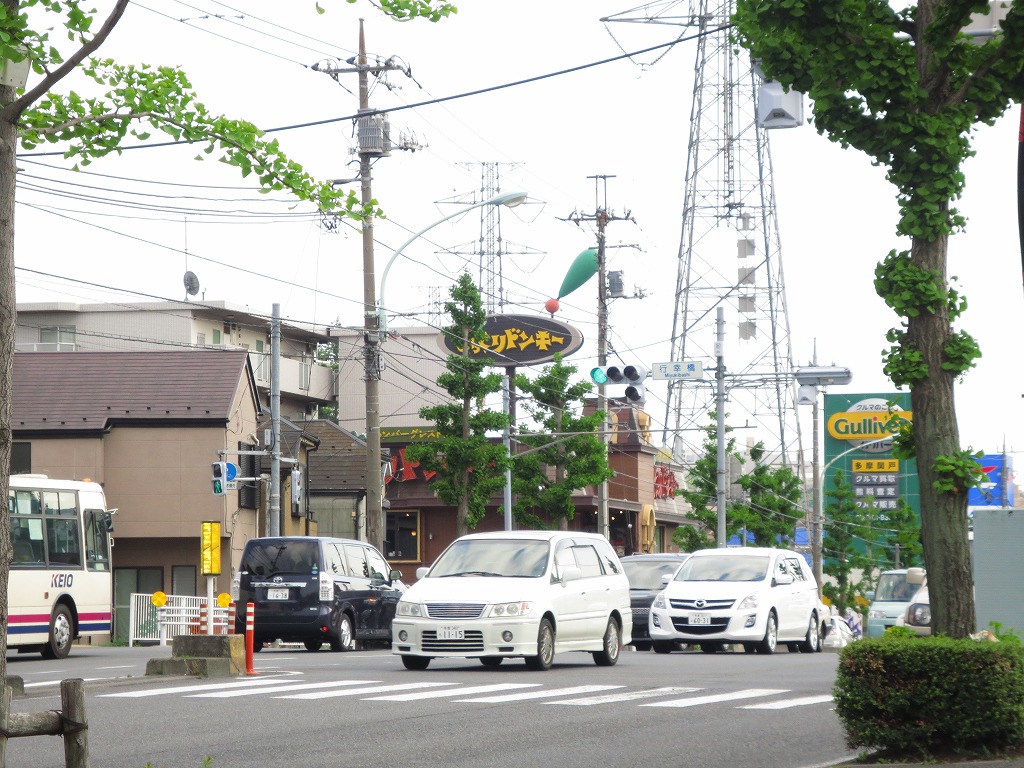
[
  {"x1": 405, "y1": 274, "x2": 510, "y2": 533},
  {"x1": 673, "y1": 411, "x2": 743, "y2": 551},
  {"x1": 822, "y1": 469, "x2": 874, "y2": 612},
  {"x1": 731, "y1": 441, "x2": 803, "y2": 546},
  {"x1": 932, "y1": 449, "x2": 985, "y2": 495},
  {"x1": 511, "y1": 355, "x2": 612, "y2": 529},
  {"x1": 834, "y1": 635, "x2": 1024, "y2": 758},
  {"x1": 882, "y1": 498, "x2": 924, "y2": 569}
]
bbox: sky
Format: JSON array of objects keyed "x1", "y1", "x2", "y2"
[{"x1": 11, "y1": 0, "x2": 1024, "y2": 463}]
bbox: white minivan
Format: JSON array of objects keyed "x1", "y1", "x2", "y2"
[
  {"x1": 391, "y1": 530, "x2": 632, "y2": 670},
  {"x1": 648, "y1": 547, "x2": 824, "y2": 654}
]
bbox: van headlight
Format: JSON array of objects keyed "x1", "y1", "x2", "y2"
[
  {"x1": 736, "y1": 593, "x2": 759, "y2": 610},
  {"x1": 489, "y1": 601, "x2": 533, "y2": 617},
  {"x1": 907, "y1": 603, "x2": 931, "y2": 627},
  {"x1": 397, "y1": 601, "x2": 427, "y2": 617}
]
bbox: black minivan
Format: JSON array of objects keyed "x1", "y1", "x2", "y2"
[{"x1": 232, "y1": 536, "x2": 406, "y2": 652}]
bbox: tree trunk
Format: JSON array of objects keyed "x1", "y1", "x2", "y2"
[
  {"x1": 907, "y1": 235, "x2": 975, "y2": 638},
  {"x1": 0, "y1": 63, "x2": 18, "y2": 679}
]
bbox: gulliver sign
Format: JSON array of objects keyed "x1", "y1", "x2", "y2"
[{"x1": 440, "y1": 314, "x2": 584, "y2": 366}]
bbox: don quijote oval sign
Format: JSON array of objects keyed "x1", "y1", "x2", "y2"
[{"x1": 439, "y1": 314, "x2": 585, "y2": 366}]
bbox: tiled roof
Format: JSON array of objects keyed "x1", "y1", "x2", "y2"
[
  {"x1": 301, "y1": 419, "x2": 371, "y2": 492},
  {"x1": 13, "y1": 350, "x2": 254, "y2": 433}
]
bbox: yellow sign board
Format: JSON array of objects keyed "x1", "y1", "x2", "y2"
[{"x1": 201, "y1": 521, "x2": 221, "y2": 576}]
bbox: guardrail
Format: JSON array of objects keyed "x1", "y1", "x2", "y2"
[{"x1": 127, "y1": 593, "x2": 233, "y2": 647}]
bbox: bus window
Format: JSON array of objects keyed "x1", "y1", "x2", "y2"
[
  {"x1": 9, "y1": 489, "x2": 41, "y2": 516},
  {"x1": 84, "y1": 509, "x2": 110, "y2": 571},
  {"x1": 46, "y1": 516, "x2": 81, "y2": 567}
]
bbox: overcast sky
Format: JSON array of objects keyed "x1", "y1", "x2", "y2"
[{"x1": 12, "y1": 0, "x2": 1023, "y2": 462}]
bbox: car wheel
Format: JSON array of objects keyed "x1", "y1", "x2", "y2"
[
  {"x1": 303, "y1": 639, "x2": 323, "y2": 652},
  {"x1": 480, "y1": 656, "x2": 503, "y2": 667},
  {"x1": 800, "y1": 613, "x2": 821, "y2": 653},
  {"x1": 632, "y1": 641, "x2": 652, "y2": 652},
  {"x1": 401, "y1": 655, "x2": 430, "y2": 670},
  {"x1": 652, "y1": 641, "x2": 675, "y2": 654},
  {"x1": 41, "y1": 604, "x2": 74, "y2": 660},
  {"x1": 330, "y1": 614, "x2": 354, "y2": 652},
  {"x1": 593, "y1": 618, "x2": 621, "y2": 667},
  {"x1": 526, "y1": 618, "x2": 555, "y2": 671},
  {"x1": 757, "y1": 612, "x2": 778, "y2": 654},
  {"x1": 699, "y1": 642, "x2": 721, "y2": 654}
]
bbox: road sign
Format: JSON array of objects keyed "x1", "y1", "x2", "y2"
[
  {"x1": 225, "y1": 462, "x2": 238, "y2": 482},
  {"x1": 653, "y1": 361, "x2": 703, "y2": 381}
]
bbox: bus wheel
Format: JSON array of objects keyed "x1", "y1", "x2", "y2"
[{"x1": 42, "y1": 605, "x2": 74, "y2": 660}]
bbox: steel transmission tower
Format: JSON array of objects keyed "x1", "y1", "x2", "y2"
[
  {"x1": 438, "y1": 162, "x2": 541, "y2": 314},
  {"x1": 604, "y1": 1, "x2": 803, "y2": 469}
]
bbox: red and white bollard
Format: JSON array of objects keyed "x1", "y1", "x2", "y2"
[
  {"x1": 245, "y1": 602, "x2": 257, "y2": 675},
  {"x1": 226, "y1": 601, "x2": 237, "y2": 636}
]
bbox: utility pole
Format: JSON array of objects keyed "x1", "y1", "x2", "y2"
[
  {"x1": 313, "y1": 21, "x2": 408, "y2": 552},
  {"x1": 569, "y1": 175, "x2": 633, "y2": 543}
]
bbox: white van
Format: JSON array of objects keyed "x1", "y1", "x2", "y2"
[
  {"x1": 648, "y1": 547, "x2": 824, "y2": 654},
  {"x1": 391, "y1": 530, "x2": 632, "y2": 670}
]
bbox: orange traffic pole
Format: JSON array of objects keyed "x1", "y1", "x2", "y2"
[{"x1": 245, "y1": 602, "x2": 257, "y2": 675}]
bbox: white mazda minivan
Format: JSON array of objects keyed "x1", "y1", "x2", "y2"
[
  {"x1": 648, "y1": 547, "x2": 824, "y2": 654},
  {"x1": 391, "y1": 530, "x2": 632, "y2": 670}
]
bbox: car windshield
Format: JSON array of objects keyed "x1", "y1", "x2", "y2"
[
  {"x1": 874, "y1": 573, "x2": 916, "y2": 602},
  {"x1": 241, "y1": 540, "x2": 318, "y2": 576},
  {"x1": 428, "y1": 539, "x2": 550, "y2": 578},
  {"x1": 675, "y1": 554, "x2": 769, "y2": 582},
  {"x1": 623, "y1": 559, "x2": 686, "y2": 589}
]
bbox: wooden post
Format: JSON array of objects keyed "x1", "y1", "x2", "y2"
[
  {"x1": 61, "y1": 679, "x2": 87, "y2": 768},
  {"x1": 0, "y1": 682, "x2": 11, "y2": 767}
]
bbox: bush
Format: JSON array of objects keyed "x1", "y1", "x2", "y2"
[{"x1": 833, "y1": 631, "x2": 1024, "y2": 759}]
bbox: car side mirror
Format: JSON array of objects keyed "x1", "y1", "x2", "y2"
[
  {"x1": 389, "y1": 568, "x2": 404, "y2": 583},
  {"x1": 560, "y1": 565, "x2": 582, "y2": 585},
  {"x1": 661, "y1": 573, "x2": 673, "y2": 585},
  {"x1": 415, "y1": 566, "x2": 430, "y2": 580},
  {"x1": 773, "y1": 572, "x2": 794, "y2": 586}
]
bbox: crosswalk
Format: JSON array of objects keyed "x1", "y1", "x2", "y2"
[{"x1": 98, "y1": 676, "x2": 834, "y2": 710}]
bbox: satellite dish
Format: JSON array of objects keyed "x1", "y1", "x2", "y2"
[{"x1": 183, "y1": 271, "x2": 200, "y2": 298}]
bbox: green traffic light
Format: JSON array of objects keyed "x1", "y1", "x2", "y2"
[{"x1": 590, "y1": 367, "x2": 608, "y2": 385}]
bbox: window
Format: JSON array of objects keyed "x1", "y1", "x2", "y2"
[
  {"x1": 364, "y1": 547, "x2": 390, "y2": 581},
  {"x1": 385, "y1": 511, "x2": 419, "y2": 561},
  {"x1": 196, "y1": 332, "x2": 206, "y2": 347},
  {"x1": 212, "y1": 328, "x2": 222, "y2": 345},
  {"x1": 254, "y1": 340, "x2": 269, "y2": 382},
  {"x1": 84, "y1": 509, "x2": 110, "y2": 572},
  {"x1": 572, "y1": 545, "x2": 603, "y2": 578},
  {"x1": 39, "y1": 325, "x2": 75, "y2": 351},
  {"x1": 343, "y1": 543, "x2": 369, "y2": 578},
  {"x1": 299, "y1": 359, "x2": 311, "y2": 390},
  {"x1": 10, "y1": 442, "x2": 30, "y2": 474}
]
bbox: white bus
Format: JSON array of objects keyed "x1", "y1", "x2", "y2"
[{"x1": 8, "y1": 475, "x2": 114, "y2": 658}]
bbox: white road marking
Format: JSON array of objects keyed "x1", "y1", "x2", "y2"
[
  {"x1": 550, "y1": 687, "x2": 703, "y2": 705},
  {"x1": 641, "y1": 688, "x2": 790, "y2": 708},
  {"x1": 368, "y1": 683, "x2": 540, "y2": 701},
  {"x1": 99, "y1": 677, "x2": 292, "y2": 698},
  {"x1": 187, "y1": 680, "x2": 382, "y2": 698},
  {"x1": 458, "y1": 685, "x2": 622, "y2": 703},
  {"x1": 739, "y1": 694, "x2": 834, "y2": 709},
  {"x1": 278, "y1": 682, "x2": 457, "y2": 700}
]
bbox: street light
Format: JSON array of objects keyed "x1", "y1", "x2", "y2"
[
  {"x1": 377, "y1": 190, "x2": 528, "y2": 330},
  {"x1": 364, "y1": 189, "x2": 529, "y2": 546}
]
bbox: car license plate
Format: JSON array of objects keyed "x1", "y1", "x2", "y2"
[
  {"x1": 689, "y1": 612, "x2": 711, "y2": 625},
  {"x1": 438, "y1": 626, "x2": 465, "y2": 640},
  {"x1": 267, "y1": 588, "x2": 289, "y2": 600}
]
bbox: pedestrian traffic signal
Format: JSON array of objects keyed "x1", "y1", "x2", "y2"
[
  {"x1": 589, "y1": 364, "x2": 649, "y2": 403},
  {"x1": 211, "y1": 461, "x2": 228, "y2": 496}
]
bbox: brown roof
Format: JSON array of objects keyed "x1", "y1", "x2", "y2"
[
  {"x1": 301, "y1": 419, "x2": 372, "y2": 493},
  {"x1": 13, "y1": 350, "x2": 257, "y2": 434}
]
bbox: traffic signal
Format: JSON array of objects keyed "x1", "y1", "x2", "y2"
[
  {"x1": 589, "y1": 364, "x2": 649, "y2": 403},
  {"x1": 211, "y1": 461, "x2": 228, "y2": 496}
]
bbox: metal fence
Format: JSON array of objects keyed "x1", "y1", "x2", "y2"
[{"x1": 127, "y1": 593, "x2": 232, "y2": 647}]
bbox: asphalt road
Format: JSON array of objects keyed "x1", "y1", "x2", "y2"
[{"x1": 4, "y1": 644, "x2": 857, "y2": 768}]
